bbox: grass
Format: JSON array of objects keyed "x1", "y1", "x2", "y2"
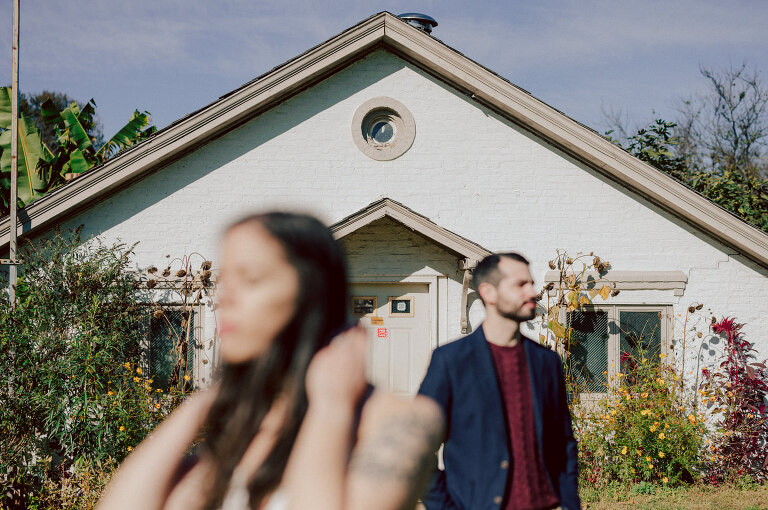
[{"x1": 581, "y1": 483, "x2": 768, "y2": 509}]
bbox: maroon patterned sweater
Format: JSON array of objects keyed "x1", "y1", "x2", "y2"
[{"x1": 488, "y1": 341, "x2": 560, "y2": 510}]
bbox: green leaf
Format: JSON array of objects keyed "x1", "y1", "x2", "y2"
[
  {"x1": 60, "y1": 104, "x2": 93, "y2": 153},
  {"x1": 40, "y1": 98, "x2": 62, "y2": 126},
  {"x1": 0, "y1": 114, "x2": 48, "y2": 206},
  {"x1": 96, "y1": 110, "x2": 151, "y2": 161},
  {"x1": 68, "y1": 148, "x2": 90, "y2": 174},
  {"x1": 0, "y1": 86, "x2": 12, "y2": 127}
]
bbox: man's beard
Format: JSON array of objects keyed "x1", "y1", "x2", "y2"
[{"x1": 498, "y1": 302, "x2": 537, "y2": 323}]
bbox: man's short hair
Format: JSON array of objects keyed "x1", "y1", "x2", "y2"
[{"x1": 473, "y1": 252, "x2": 530, "y2": 295}]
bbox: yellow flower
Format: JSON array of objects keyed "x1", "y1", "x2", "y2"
[
  {"x1": 656, "y1": 378, "x2": 665, "y2": 385},
  {"x1": 658, "y1": 451, "x2": 665, "y2": 458},
  {"x1": 663, "y1": 477, "x2": 668, "y2": 484},
  {"x1": 659, "y1": 433, "x2": 665, "y2": 439},
  {"x1": 641, "y1": 392, "x2": 648, "y2": 399},
  {"x1": 727, "y1": 391, "x2": 734, "y2": 397},
  {"x1": 119, "y1": 426, "x2": 125, "y2": 431},
  {"x1": 123, "y1": 362, "x2": 131, "y2": 369},
  {"x1": 133, "y1": 377, "x2": 140, "y2": 383},
  {"x1": 136, "y1": 367, "x2": 142, "y2": 375},
  {"x1": 183, "y1": 374, "x2": 191, "y2": 381},
  {"x1": 155, "y1": 403, "x2": 161, "y2": 409},
  {"x1": 641, "y1": 409, "x2": 651, "y2": 416},
  {"x1": 650, "y1": 425, "x2": 657, "y2": 432},
  {"x1": 156, "y1": 389, "x2": 163, "y2": 393},
  {"x1": 648, "y1": 463, "x2": 654, "y2": 469},
  {"x1": 673, "y1": 375, "x2": 679, "y2": 381},
  {"x1": 127, "y1": 446, "x2": 133, "y2": 452},
  {"x1": 659, "y1": 353, "x2": 667, "y2": 359},
  {"x1": 646, "y1": 456, "x2": 652, "y2": 462},
  {"x1": 621, "y1": 446, "x2": 627, "y2": 455},
  {"x1": 107, "y1": 390, "x2": 116, "y2": 396},
  {"x1": 687, "y1": 414, "x2": 697, "y2": 425},
  {"x1": 610, "y1": 410, "x2": 616, "y2": 416}
]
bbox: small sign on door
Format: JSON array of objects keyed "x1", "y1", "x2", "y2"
[
  {"x1": 377, "y1": 328, "x2": 388, "y2": 338},
  {"x1": 370, "y1": 316, "x2": 384, "y2": 325},
  {"x1": 388, "y1": 296, "x2": 414, "y2": 317}
]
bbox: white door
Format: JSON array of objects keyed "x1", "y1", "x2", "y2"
[{"x1": 349, "y1": 283, "x2": 431, "y2": 396}]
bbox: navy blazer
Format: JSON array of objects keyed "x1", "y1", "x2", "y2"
[{"x1": 418, "y1": 326, "x2": 580, "y2": 510}]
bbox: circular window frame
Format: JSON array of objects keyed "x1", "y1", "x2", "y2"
[{"x1": 352, "y1": 97, "x2": 415, "y2": 161}]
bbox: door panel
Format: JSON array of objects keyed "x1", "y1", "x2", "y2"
[{"x1": 350, "y1": 283, "x2": 430, "y2": 396}]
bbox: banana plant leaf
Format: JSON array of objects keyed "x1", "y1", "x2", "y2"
[
  {"x1": 0, "y1": 115, "x2": 48, "y2": 206},
  {"x1": 95, "y1": 110, "x2": 152, "y2": 161},
  {"x1": 59, "y1": 103, "x2": 94, "y2": 154},
  {"x1": 66, "y1": 148, "x2": 90, "y2": 175},
  {"x1": 0, "y1": 87, "x2": 12, "y2": 127},
  {"x1": 40, "y1": 98, "x2": 62, "y2": 126}
]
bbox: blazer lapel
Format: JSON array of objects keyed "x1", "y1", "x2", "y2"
[{"x1": 470, "y1": 327, "x2": 508, "y2": 444}]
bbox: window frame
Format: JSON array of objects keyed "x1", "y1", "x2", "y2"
[
  {"x1": 139, "y1": 302, "x2": 205, "y2": 389},
  {"x1": 562, "y1": 303, "x2": 673, "y2": 400}
]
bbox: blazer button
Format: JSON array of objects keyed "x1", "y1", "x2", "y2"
[
  {"x1": 500, "y1": 460, "x2": 509, "y2": 469},
  {"x1": 494, "y1": 496, "x2": 502, "y2": 505}
]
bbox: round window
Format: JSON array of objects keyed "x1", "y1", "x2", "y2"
[
  {"x1": 370, "y1": 118, "x2": 395, "y2": 144},
  {"x1": 352, "y1": 98, "x2": 415, "y2": 161},
  {"x1": 363, "y1": 111, "x2": 398, "y2": 146}
]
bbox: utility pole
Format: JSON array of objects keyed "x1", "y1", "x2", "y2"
[{"x1": 7, "y1": 0, "x2": 20, "y2": 305}]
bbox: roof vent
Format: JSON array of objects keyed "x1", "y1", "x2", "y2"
[{"x1": 397, "y1": 13, "x2": 438, "y2": 34}]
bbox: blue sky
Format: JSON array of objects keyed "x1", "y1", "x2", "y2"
[{"x1": 2, "y1": 0, "x2": 768, "y2": 139}]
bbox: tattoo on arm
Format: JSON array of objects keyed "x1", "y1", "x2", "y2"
[{"x1": 348, "y1": 411, "x2": 443, "y2": 482}]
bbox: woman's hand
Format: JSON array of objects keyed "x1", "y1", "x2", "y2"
[{"x1": 304, "y1": 325, "x2": 368, "y2": 413}]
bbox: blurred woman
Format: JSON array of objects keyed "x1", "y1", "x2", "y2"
[{"x1": 98, "y1": 212, "x2": 442, "y2": 510}]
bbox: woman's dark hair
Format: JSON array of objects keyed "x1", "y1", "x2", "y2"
[{"x1": 203, "y1": 212, "x2": 348, "y2": 509}]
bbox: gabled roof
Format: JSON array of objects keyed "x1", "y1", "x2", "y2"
[
  {"x1": 2, "y1": 12, "x2": 767, "y2": 269},
  {"x1": 332, "y1": 198, "x2": 491, "y2": 266}
]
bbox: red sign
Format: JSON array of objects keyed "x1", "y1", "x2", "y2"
[{"x1": 377, "y1": 328, "x2": 388, "y2": 338}]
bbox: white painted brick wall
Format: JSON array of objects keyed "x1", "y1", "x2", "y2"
[{"x1": 48, "y1": 49, "x2": 767, "y2": 374}]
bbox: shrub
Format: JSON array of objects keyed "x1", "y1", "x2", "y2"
[
  {"x1": 0, "y1": 230, "x2": 185, "y2": 507},
  {"x1": 699, "y1": 317, "x2": 768, "y2": 483},
  {"x1": 574, "y1": 349, "x2": 705, "y2": 488}
]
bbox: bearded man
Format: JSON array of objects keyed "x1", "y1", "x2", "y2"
[{"x1": 418, "y1": 253, "x2": 580, "y2": 510}]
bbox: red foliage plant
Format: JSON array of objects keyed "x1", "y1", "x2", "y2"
[{"x1": 700, "y1": 317, "x2": 768, "y2": 483}]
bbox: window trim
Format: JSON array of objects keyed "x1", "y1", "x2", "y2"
[
  {"x1": 544, "y1": 270, "x2": 688, "y2": 296},
  {"x1": 563, "y1": 303, "x2": 673, "y2": 400}
]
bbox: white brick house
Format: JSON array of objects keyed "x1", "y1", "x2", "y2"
[{"x1": 1, "y1": 12, "x2": 767, "y2": 392}]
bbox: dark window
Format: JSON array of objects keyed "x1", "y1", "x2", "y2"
[
  {"x1": 564, "y1": 307, "x2": 666, "y2": 394},
  {"x1": 147, "y1": 308, "x2": 195, "y2": 391},
  {"x1": 566, "y1": 311, "x2": 609, "y2": 393}
]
